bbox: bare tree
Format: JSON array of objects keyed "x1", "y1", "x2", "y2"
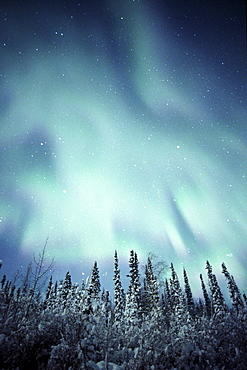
[{"x1": 24, "y1": 237, "x2": 55, "y2": 317}]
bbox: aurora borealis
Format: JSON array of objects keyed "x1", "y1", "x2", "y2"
[{"x1": 0, "y1": 0, "x2": 246, "y2": 295}]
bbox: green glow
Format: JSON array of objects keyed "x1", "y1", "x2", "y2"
[{"x1": 0, "y1": 1, "x2": 246, "y2": 295}]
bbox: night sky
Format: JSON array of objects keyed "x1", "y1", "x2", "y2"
[{"x1": 0, "y1": 0, "x2": 246, "y2": 296}]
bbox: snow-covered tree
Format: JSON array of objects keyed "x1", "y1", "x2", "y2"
[
  {"x1": 113, "y1": 250, "x2": 125, "y2": 326},
  {"x1": 62, "y1": 271, "x2": 72, "y2": 307},
  {"x1": 164, "y1": 278, "x2": 171, "y2": 308},
  {"x1": 183, "y1": 267, "x2": 195, "y2": 317},
  {"x1": 222, "y1": 262, "x2": 244, "y2": 314},
  {"x1": 43, "y1": 275, "x2": 53, "y2": 309},
  {"x1": 125, "y1": 251, "x2": 141, "y2": 324},
  {"x1": 206, "y1": 260, "x2": 227, "y2": 317},
  {"x1": 169, "y1": 263, "x2": 186, "y2": 319},
  {"x1": 0, "y1": 250, "x2": 247, "y2": 369},
  {"x1": 88, "y1": 261, "x2": 101, "y2": 300},
  {"x1": 83, "y1": 261, "x2": 101, "y2": 314},
  {"x1": 143, "y1": 257, "x2": 159, "y2": 313},
  {"x1": 200, "y1": 273, "x2": 211, "y2": 317}
]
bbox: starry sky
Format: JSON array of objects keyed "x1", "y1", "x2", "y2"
[{"x1": 0, "y1": 0, "x2": 246, "y2": 296}]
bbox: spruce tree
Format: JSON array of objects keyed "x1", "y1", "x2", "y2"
[
  {"x1": 169, "y1": 263, "x2": 187, "y2": 322},
  {"x1": 113, "y1": 251, "x2": 125, "y2": 326},
  {"x1": 183, "y1": 268, "x2": 195, "y2": 317},
  {"x1": 200, "y1": 273, "x2": 211, "y2": 317},
  {"x1": 222, "y1": 262, "x2": 244, "y2": 314},
  {"x1": 0, "y1": 274, "x2": 6, "y2": 289},
  {"x1": 206, "y1": 260, "x2": 226, "y2": 317},
  {"x1": 101, "y1": 289, "x2": 112, "y2": 327},
  {"x1": 84, "y1": 261, "x2": 101, "y2": 314},
  {"x1": 125, "y1": 250, "x2": 141, "y2": 326},
  {"x1": 126, "y1": 250, "x2": 141, "y2": 305},
  {"x1": 87, "y1": 261, "x2": 101, "y2": 300},
  {"x1": 63, "y1": 272, "x2": 72, "y2": 300},
  {"x1": 164, "y1": 278, "x2": 171, "y2": 309},
  {"x1": 44, "y1": 276, "x2": 53, "y2": 309},
  {"x1": 243, "y1": 293, "x2": 247, "y2": 306},
  {"x1": 143, "y1": 257, "x2": 159, "y2": 313}
]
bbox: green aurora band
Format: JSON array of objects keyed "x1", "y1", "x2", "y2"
[{"x1": 0, "y1": 1, "x2": 246, "y2": 294}]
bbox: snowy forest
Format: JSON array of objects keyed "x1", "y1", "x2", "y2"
[{"x1": 0, "y1": 247, "x2": 247, "y2": 370}]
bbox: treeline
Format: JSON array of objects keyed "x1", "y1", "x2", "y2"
[{"x1": 0, "y1": 249, "x2": 247, "y2": 369}]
